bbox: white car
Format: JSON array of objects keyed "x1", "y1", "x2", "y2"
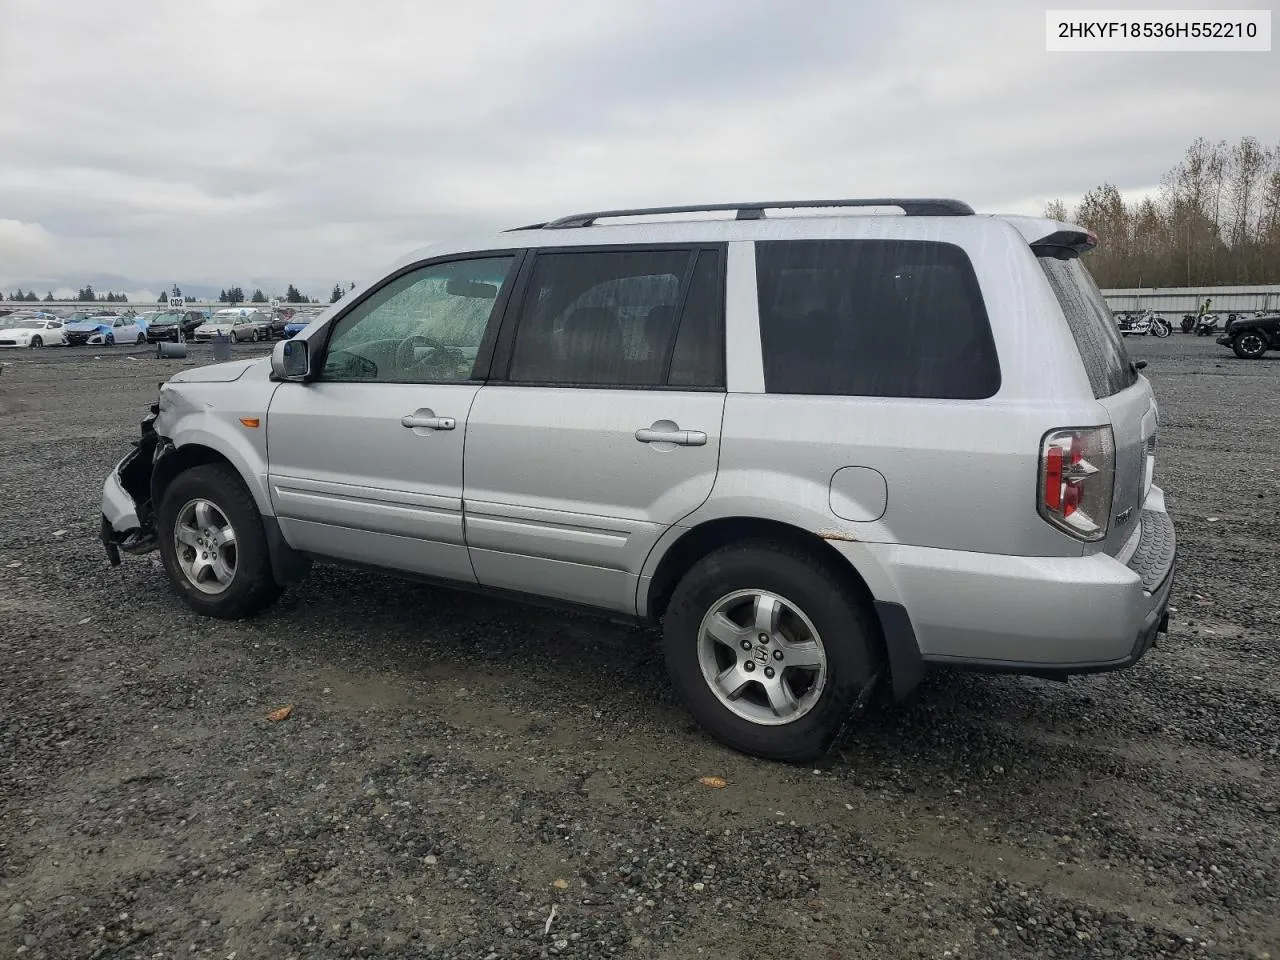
[{"x1": 0, "y1": 315, "x2": 68, "y2": 348}]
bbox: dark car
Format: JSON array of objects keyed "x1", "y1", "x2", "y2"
[
  {"x1": 145, "y1": 310, "x2": 207, "y2": 343},
  {"x1": 265, "y1": 311, "x2": 291, "y2": 339},
  {"x1": 1217, "y1": 312, "x2": 1280, "y2": 359}
]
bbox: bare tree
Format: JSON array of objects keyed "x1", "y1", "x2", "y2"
[{"x1": 1069, "y1": 136, "x2": 1280, "y2": 287}]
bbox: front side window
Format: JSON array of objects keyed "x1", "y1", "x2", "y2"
[
  {"x1": 320, "y1": 256, "x2": 514, "y2": 383},
  {"x1": 507, "y1": 248, "x2": 723, "y2": 388},
  {"x1": 756, "y1": 239, "x2": 1000, "y2": 399}
]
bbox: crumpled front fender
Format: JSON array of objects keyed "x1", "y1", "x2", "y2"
[{"x1": 100, "y1": 416, "x2": 164, "y2": 563}]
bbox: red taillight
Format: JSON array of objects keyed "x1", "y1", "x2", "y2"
[
  {"x1": 1038, "y1": 427, "x2": 1115, "y2": 541},
  {"x1": 1044, "y1": 447, "x2": 1063, "y2": 509}
]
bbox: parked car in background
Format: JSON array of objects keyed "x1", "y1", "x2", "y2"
[
  {"x1": 282, "y1": 317, "x2": 312, "y2": 338},
  {"x1": 193, "y1": 308, "x2": 271, "y2": 343},
  {"x1": 145, "y1": 310, "x2": 207, "y2": 343},
  {"x1": 0, "y1": 315, "x2": 68, "y2": 348},
  {"x1": 65, "y1": 316, "x2": 116, "y2": 346},
  {"x1": 266, "y1": 310, "x2": 292, "y2": 339},
  {"x1": 1217, "y1": 312, "x2": 1280, "y2": 359},
  {"x1": 64, "y1": 314, "x2": 145, "y2": 346},
  {"x1": 108, "y1": 315, "x2": 147, "y2": 345}
]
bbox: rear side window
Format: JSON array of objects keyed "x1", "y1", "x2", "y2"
[
  {"x1": 1038, "y1": 256, "x2": 1137, "y2": 399},
  {"x1": 508, "y1": 248, "x2": 724, "y2": 388},
  {"x1": 755, "y1": 240, "x2": 1000, "y2": 399}
]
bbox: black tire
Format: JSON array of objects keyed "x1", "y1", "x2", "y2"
[
  {"x1": 156, "y1": 463, "x2": 283, "y2": 619},
  {"x1": 1232, "y1": 331, "x2": 1267, "y2": 359},
  {"x1": 105, "y1": 333, "x2": 115, "y2": 346},
  {"x1": 136, "y1": 332, "x2": 145, "y2": 345},
  {"x1": 663, "y1": 540, "x2": 880, "y2": 761},
  {"x1": 29, "y1": 335, "x2": 42, "y2": 348}
]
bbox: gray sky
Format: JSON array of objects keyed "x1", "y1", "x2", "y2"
[{"x1": 0, "y1": 0, "x2": 1275, "y2": 298}]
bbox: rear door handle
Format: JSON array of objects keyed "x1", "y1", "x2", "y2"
[
  {"x1": 401, "y1": 413, "x2": 455, "y2": 430},
  {"x1": 635, "y1": 427, "x2": 707, "y2": 446}
]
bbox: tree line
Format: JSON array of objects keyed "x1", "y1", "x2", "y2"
[
  {"x1": 209, "y1": 282, "x2": 356, "y2": 305},
  {"x1": 1047, "y1": 136, "x2": 1280, "y2": 289},
  {"x1": 4, "y1": 287, "x2": 129, "y2": 302},
  {"x1": 213, "y1": 284, "x2": 318, "y2": 304}
]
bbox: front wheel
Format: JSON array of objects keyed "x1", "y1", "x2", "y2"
[
  {"x1": 156, "y1": 464, "x2": 283, "y2": 619},
  {"x1": 662, "y1": 541, "x2": 879, "y2": 761},
  {"x1": 1152, "y1": 320, "x2": 1171, "y2": 338},
  {"x1": 135, "y1": 332, "x2": 145, "y2": 344},
  {"x1": 104, "y1": 333, "x2": 115, "y2": 346},
  {"x1": 29, "y1": 336, "x2": 42, "y2": 348},
  {"x1": 1233, "y1": 331, "x2": 1267, "y2": 359}
]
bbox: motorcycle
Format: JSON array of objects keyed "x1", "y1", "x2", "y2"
[
  {"x1": 1195, "y1": 313, "x2": 1219, "y2": 336},
  {"x1": 1118, "y1": 310, "x2": 1171, "y2": 338}
]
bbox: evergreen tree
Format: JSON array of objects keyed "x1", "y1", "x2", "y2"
[
  {"x1": 330, "y1": 283, "x2": 344, "y2": 303},
  {"x1": 250, "y1": 289, "x2": 267, "y2": 303},
  {"x1": 158, "y1": 291, "x2": 169, "y2": 304}
]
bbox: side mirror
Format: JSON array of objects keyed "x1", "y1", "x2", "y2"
[{"x1": 272, "y1": 338, "x2": 310, "y2": 381}]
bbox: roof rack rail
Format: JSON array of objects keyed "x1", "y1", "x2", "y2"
[{"x1": 508, "y1": 198, "x2": 973, "y2": 231}]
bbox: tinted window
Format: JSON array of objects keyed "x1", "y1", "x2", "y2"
[
  {"x1": 668, "y1": 251, "x2": 724, "y2": 388},
  {"x1": 756, "y1": 240, "x2": 999, "y2": 399},
  {"x1": 509, "y1": 249, "x2": 703, "y2": 387},
  {"x1": 321, "y1": 256, "x2": 514, "y2": 383},
  {"x1": 1038, "y1": 256, "x2": 1137, "y2": 399}
]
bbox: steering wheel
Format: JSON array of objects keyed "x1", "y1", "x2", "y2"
[{"x1": 395, "y1": 334, "x2": 444, "y2": 371}]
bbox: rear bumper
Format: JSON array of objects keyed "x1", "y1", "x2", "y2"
[{"x1": 834, "y1": 486, "x2": 1176, "y2": 695}]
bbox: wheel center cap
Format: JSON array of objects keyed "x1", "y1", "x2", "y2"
[{"x1": 753, "y1": 646, "x2": 770, "y2": 664}]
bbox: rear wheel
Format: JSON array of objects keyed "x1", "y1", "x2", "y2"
[
  {"x1": 1233, "y1": 331, "x2": 1267, "y2": 359},
  {"x1": 156, "y1": 464, "x2": 282, "y2": 619},
  {"x1": 663, "y1": 541, "x2": 879, "y2": 761}
]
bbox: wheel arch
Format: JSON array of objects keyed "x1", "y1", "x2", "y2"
[
  {"x1": 151, "y1": 441, "x2": 309, "y2": 586},
  {"x1": 151, "y1": 443, "x2": 238, "y2": 509},
  {"x1": 640, "y1": 516, "x2": 919, "y2": 689}
]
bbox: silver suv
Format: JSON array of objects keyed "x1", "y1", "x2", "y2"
[{"x1": 100, "y1": 198, "x2": 1176, "y2": 760}]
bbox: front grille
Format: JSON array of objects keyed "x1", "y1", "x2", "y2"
[
  {"x1": 0, "y1": 339, "x2": 16, "y2": 345},
  {"x1": 1127, "y1": 510, "x2": 1176, "y2": 592}
]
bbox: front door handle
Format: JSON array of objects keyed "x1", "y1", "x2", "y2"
[
  {"x1": 401, "y1": 412, "x2": 456, "y2": 430},
  {"x1": 635, "y1": 425, "x2": 707, "y2": 446}
]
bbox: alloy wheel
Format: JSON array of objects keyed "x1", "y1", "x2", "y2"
[
  {"x1": 696, "y1": 589, "x2": 828, "y2": 726},
  {"x1": 172, "y1": 498, "x2": 238, "y2": 595}
]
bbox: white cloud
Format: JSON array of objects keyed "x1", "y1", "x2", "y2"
[
  {"x1": 0, "y1": 0, "x2": 1275, "y2": 288},
  {"x1": 0, "y1": 220, "x2": 58, "y2": 275}
]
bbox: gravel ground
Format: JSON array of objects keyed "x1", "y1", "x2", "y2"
[{"x1": 1, "y1": 336, "x2": 1277, "y2": 960}]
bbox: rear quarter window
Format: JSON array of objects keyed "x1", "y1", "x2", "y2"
[
  {"x1": 1037, "y1": 256, "x2": 1137, "y2": 399},
  {"x1": 755, "y1": 239, "x2": 1000, "y2": 399}
]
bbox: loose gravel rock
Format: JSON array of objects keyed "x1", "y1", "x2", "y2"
[{"x1": 1, "y1": 338, "x2": 1277, "y2": 959}]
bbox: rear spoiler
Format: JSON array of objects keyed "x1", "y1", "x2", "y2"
[{"x1": 1030, "y1": 229, "x2": 1097, "y2": 260}]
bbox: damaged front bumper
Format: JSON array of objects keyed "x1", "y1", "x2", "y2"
[{"x1": 100, "y1": 408, "x2": 167, "y2": 565}]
